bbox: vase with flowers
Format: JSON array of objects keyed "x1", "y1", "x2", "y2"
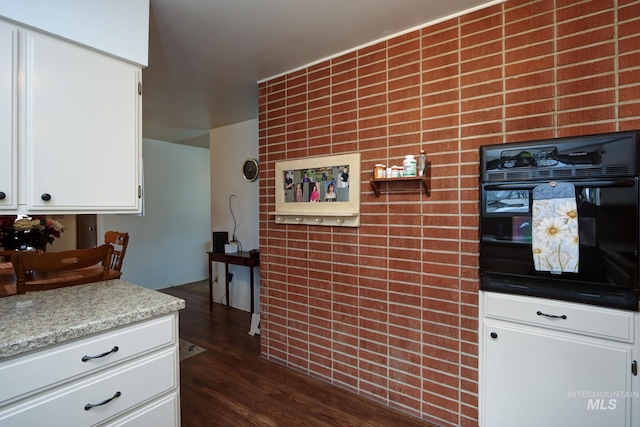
[{"x1": 0, "y1": 215, "x2": 65, "y2": 251}]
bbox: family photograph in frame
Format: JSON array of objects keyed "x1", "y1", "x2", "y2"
[
  {"x1": 272, "y1": 153, "x2": 361, "y2": 227},
  {"x1": 283, "y1": 165, "x2": 349, "y2": 203}
]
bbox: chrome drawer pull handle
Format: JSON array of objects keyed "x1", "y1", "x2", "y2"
[
  {"x1": 81, "y1": 346, "x2": 119, "y2": 362},
  {"x1": 536, "y1": 310, "x2": 567, "y2": 320},
  {"x1": 84, "y1": 391, "x2": 121, "y2": 411}
]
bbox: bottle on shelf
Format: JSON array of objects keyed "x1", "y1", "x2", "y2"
[{"x1": 419, "y1": 150, "x2": 427, "y2": 176}]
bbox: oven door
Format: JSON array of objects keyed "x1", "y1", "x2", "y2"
[{"x1": 480, "y1": 178, "x2": 639, "y2": 310}]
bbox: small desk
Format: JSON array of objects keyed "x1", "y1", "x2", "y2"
[{"x1": 207, "y1": 251, "x2": 260, "y2": 313}]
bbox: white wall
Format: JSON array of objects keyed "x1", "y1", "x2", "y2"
[
  {"x1": 210, "y1": 119, "x2": 260, "y2": 312},
  {"x1": 0, "y1": 0, "x2": 149, "y2": 65},
  {"x1": 100, "y1": 138, "x2": 211, "y2": 290}
]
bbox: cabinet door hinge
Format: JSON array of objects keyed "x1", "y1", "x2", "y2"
[
  {"x1": 633, "y1": 360, "x2": 638, "y2": 376},
  {"x1": 138, "y1": 185, "x2": 142, "y2": 198},
  {"x1": 138, "y1": 82, "x2": 143, "y2": 95}
]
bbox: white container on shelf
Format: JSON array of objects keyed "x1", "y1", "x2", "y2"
[{"x1": 403, "y1": 155, "x2": 417, "y2": 177}]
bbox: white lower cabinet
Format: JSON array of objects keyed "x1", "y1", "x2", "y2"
[
  {"x1": 0, "y1": 313, "x2": 180, "y2": 426},
  {"x1": 480, "y1": 292, "x2": 638, "y2": 427}
]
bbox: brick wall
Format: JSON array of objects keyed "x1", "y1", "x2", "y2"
[{"x1": 257, "y1": 1, "x2": 640, "y2": 425}]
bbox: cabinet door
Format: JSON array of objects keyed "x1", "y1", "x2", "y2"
[
  {"x1": 0, "y1": 20, "x2": 17, "y2": 210},
  {"x1": 481, "y1": 321, "x2": 633, "y2": 427},
  {"x1": 0, "y1": 348, "x2": 177, "y2": 426},
  {"x1": 24, "y1": 30, "x2": 141, "y2": 213}
]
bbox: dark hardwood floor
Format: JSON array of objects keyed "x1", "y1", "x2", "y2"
[{"x1": 161, "y1": 285, "x2": 439, "y2": 427}]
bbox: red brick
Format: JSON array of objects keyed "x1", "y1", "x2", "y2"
[
  {"x1": 618, "y1": 34, "x2": 640, "y2": 55},
  {"x1": 557, "y1": 90, "x2": 615, "y2": 109},
  {"x1": 557, "y1": 106, "x2": 616, "y2": 125},
  {"x1": 620, "y1": 51, "x2": 640, "y2": 69},
  {"x1": 505, "y1": 10, "x2": 554, "y2": 39},
  {"x1": 557, "y1": 43, "x2": 616, "y2": 65},
  {"x1": 557, "y1": 27, "x2": 616, "y2": 52},
  {"x1": 556, "y1": 7, "x2": 614, "y2": 34}
]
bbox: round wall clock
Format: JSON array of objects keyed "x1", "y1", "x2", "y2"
[{"x1": 242, "y1": 158, "x2": 259, "y2": 181}]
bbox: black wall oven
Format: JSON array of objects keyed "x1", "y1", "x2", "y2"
[{"x1": 480, "y1": 131, "x2": 640, "y2": 311}]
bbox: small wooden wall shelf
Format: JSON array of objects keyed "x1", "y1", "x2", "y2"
[{"x1": 369, "y1": 173, "x2": 429, "y2": 197}]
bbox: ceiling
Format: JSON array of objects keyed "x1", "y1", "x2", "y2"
[{"x1": 143, "y1": 0, "x2": 498, "y2": 149}]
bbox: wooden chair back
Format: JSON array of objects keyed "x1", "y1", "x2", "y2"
[
  {"x1": 0, "y1": 250, "x2": 15, "y2": 262},
  {"x1": 1, "y1": 248, "x2": 42, "y2": 262},
  {"x1": 11, "y1": 244, "x2": 114, "y2": 294},
  {"x1": 104, "y1": 231, "x2": 129, "y2": 272}
]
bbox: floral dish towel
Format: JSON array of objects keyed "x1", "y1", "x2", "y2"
[{"x1": 532, "y1": 182, "x2": 579, "y2": 273}]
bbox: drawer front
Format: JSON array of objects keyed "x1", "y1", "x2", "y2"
[
  {"x1": 0, "y1": 347, "x2": 177, "y2": 426},
  {"x1": 0, "y1": 314, "x2": 176, "y2": 404},
  {"x1": 482, "y1": 292, "x2": 635, "y2": 342},
  {"x1": 102, "y1": 392, "x2": 179, "y2": 427}
]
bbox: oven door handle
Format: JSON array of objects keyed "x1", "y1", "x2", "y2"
[{"x1": 484, "y1": 179, "x2": 636, "y2": 191}]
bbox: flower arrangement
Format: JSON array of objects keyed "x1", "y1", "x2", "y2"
[{"x1": 0, "y1": 215, "x2": 65, "y2": 251}]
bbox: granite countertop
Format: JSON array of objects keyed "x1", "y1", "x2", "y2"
[{"x1": 0, "y1": 280, "x2": 185, "y2": 359}]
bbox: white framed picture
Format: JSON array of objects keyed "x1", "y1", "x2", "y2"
[{"x1": 271, "y1": 153, "x2": 361, "y2": 227}]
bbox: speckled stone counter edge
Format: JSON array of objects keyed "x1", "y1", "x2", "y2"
[{"x1": 0, "y1": 280, "x2": 185, "y2": 359}]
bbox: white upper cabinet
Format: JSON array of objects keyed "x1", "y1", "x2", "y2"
[
  {"x1": 0, "y1": 19, "x2": 143, "y2": 214},
  {"x1": 24, "y1": 29, "x2": 141, "y2": 212},
  {"x1": 0, "y1": 20, "x2": 17, "y2": 210}
]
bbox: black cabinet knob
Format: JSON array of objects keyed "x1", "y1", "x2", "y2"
[
  {"x1": 41, "y1": 193, "x2": 52, "y2": 201},
  {"x1": 490, "y1": 332, "x2": 498, "y2": 339},
  {"x1": 0, "y1": 192, "x2": 5, "y2": 200}
]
